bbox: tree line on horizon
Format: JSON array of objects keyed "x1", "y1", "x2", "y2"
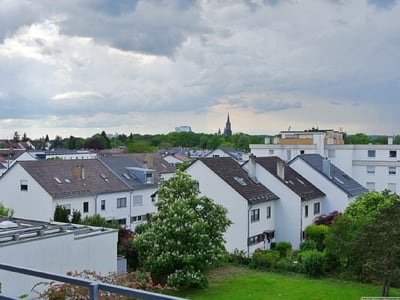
[{"x1": 3, "y1": 131, "x2": 400, "y2": 153}]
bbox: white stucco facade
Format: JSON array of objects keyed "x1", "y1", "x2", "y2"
[
  {"x1": 186, "y1": 161, "x2": 275, "y2": 255},
  {"x1": 0, "y1": 221, "x2": 118, "y2": 298},
  {"x1": 250, "y1": 138, "x2": 400, "y2": 194}
]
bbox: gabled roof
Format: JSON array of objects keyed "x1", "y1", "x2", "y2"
[
  {"x1": 198, "y1": 157, "x2": 279, "y2": 204},
  {"x1": 98, "y1": 155, "x2": 158, "y2": 189},
  {"x1": 18, "y1": 159, "x2": 130, "y2": 199},
  {"x1": 254, "y1": 156, "x2": 325, "y2": 201},
  {"x1": 292, "y1": 154, "x2": 368, "y2": 197},
  {"x1": 109, "y1": 153, "x2": 176, "y2": 176}
]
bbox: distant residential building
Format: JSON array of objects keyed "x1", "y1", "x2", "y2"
[
  {"x1": 0, "y1": 217, "x2": 117, "y2": 298},
  {"x1": 250, "y1": 128, "x2": 400, "y2": 194},
  {"x1": 175, "y1": 126, "x2": 192, "y2": 132},
  {"x1": 223, "y1": 113, "x2": 232, "y2": 137},
  {"x1": 206, "y1": 147, "x2": 247, "y2": 163}
]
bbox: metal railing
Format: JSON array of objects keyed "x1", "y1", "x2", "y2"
[{"x1": 0, "y1": 263, "x2": 185, "y2": 300}]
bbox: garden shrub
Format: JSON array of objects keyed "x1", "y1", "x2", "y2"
[
  {"x1": 250, "y1": 250, "x2": 280, "y2": 270},
  {"x1": 299, "y1": 239, "x2": 317, "y2": 252},
  {"x1": 304, "y1": 225, "x2": 330, "y2": 251},
  {"x1": 275, "y1": 241, "x2": 292, "y2": 258},
  {"x1": 228, "y1": 249, "x2": 250, "y2": 265},
  {"x1": 302, "y1": 250, "x2": 325, "y2": 278}
]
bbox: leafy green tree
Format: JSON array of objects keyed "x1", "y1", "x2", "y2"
[
  {"x1": 127, "y1": 141, "x2": 155, "y2": 153},
  {"x1": 344, "y1": 133, "x2": 372, "y2": 144},
  {"x1": 54, "y1": 205, "x2": 69, "y2": 223},
  {"x1": 354, "y1": 201, "x2": 400, "y2": 296},
  {"x1": 345, "y1": 190, "x2": 398, "y2": 223},
  {"x1": 133, "y1": 171, "x2": 231, "y2": 288}
]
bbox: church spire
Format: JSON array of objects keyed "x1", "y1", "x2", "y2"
[{"x1": 223, "y1": 113, "x2": 232, "y2": 137}]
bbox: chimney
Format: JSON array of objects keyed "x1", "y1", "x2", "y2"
[
  {"x1": 73, "y1": 164, "x2": 85, "y2": 179},
  {"x1": 277, "y1": 160, "x2": 285, "y2": 180},
  {"x1": 322, "y1": 158, "x2": 331, "y2": 176},
  {"x1": 248, "y1": 154, "x2": 256, "y2": 177}
]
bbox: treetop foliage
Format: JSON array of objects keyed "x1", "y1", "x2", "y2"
[{"x1": 133, "y1": 171, "x2": 232, "y2": 288}]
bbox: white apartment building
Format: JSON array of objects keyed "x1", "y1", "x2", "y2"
[
  {"x1": 250, "y1": 129, "x2": 399, "y2": 194},
  {"x1": 0, "y1": 217, "x2": 118, "y2": 298}
]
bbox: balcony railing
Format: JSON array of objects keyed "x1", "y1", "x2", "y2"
[{"x1": 0, "y1": 263, "x2": 185, "y2": 300}]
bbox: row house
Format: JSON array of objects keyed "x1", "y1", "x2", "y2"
[
  {"x1": 98, "y1": 154, "x2": 175, "y2": 229},
  {"x1": 289, "y1": 154, "x2": 368, "y2": 214},
  {"x1": 242, "y1": 156, "x2": 325, "y2": 248},
  {"x1": 186, "y1": 157, "x2": 279, "y2": 255},
  {"x1": 0, "y1": 159, "x2": 132, "y2": 225}
]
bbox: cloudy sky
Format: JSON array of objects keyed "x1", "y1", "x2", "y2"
[{"x1": 0, "y1": 0, "x2": 399, "y2": 139}]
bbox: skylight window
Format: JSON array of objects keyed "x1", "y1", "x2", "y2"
[
  {"x1": 100, "y1": 174, "x2": 109, "y2": 182},
  {"x1": 334, "y1": 177, "x2": 344, "y2": 184},
  {"x1": 54, "y1": 177, "x2": 62, "y2": 184},
  {"x1": 297, "y1": 178, "x2": 305, "y2": 185},
  {"x1": 122, "y1": 173, "x2": 131, "y2": 180},
  {"x1": 233, "y1": 176, "x2": 247, "y2": 186}
]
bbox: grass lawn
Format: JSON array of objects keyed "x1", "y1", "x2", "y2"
[{"x1": 174, "y1": 266, "x2": 400, "y2": 300}]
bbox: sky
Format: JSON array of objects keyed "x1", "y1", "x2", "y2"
[{"x1": 0, "y1": 0, "x2": 399, "y2": 140}]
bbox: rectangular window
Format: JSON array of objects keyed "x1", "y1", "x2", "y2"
[
  {"x1": 83, "y1": 202, "x2": 89, "y2": 213},
  {"x1": 367, "y1": 166, "x2": 375, "y2": 174},
  {"x1": 248, "y1": 234, "x2": 265, "y2": 246},
  {"x1": 118, "y1": 218, "x2": 126, "y2": 226},
  {"x1": 250, "y1": 208, "x2": 260, "y2": 223},
  {"x1": 390, "y1": 150, "x2": 397, "y2": 158},
  {"x1": 300, "y1": 150, "x2": 305, "y2": 155},
  {"x1": 328, "y1": 149, "x2": 335, "y2": 158},
  {"x1": 101, "y1": 200, "x2": 106, "y2": 211},
  {"x1": 266, "y1": 206, "x2": 271, "y2": 219},
  {"x1": 368, "y1": 150, "x2": 376, "y2": 158},
  {"x1": 388, "y1": 183, "x2": 397, "y2": 193},
  {"x1": 389, "y1": 167, "x2": 396, "y2": 175},
  {"x1": 20, "y1": 180, "x2": 28, "y2": 191},
  {"x1": 269, "y1": 149, "x2": 274, "y2": 155},
  {"x1": 313, "y1": 202, "x2": 320, "y2": 215},
  {"x1": 133, "y1": 195, "x2": 143, "y2": 207},
  {"x1": 117, "y1": 197, "x2": 127, "y2": 208},
  {"x1": 131, "y1": 215, "x2": 143, "y2": 223},
  {"x1": 304, "y1": 205, "x2": 309, "y2": 218},
  {"x1": 366, "y1": 182, "x2": 375, "y2": 191}
]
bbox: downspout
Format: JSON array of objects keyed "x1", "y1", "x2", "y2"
[
  {"x1": 300, "y1": 198, "x2": 303, "y2": 244},
  {"x1": 94, "y1": 194, "x2": 98, "y2": 215},
  {"x1": 247, "y1": 204, "x2": 253, "y2": 257},
  {"x1": 129, "y1": 190, "x2": 133, "y2": 230}
]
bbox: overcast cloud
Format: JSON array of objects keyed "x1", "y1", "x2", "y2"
[{"x1": 0, "y1": 0, "x2": 399, "y2": 139}]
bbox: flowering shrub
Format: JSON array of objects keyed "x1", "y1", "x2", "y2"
[
  {"x1": 32, "y1": 270, "x2": 174, "y2": 300},
  {"x1": 167, "y1": 268, "x2": 207, "y2": 289}
]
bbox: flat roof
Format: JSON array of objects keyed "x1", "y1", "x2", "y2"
[{"x1": 0, "y1": 217, "x2": 116, "y2": 245}]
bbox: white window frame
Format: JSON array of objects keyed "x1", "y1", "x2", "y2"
[
  {"x1": 117, "y1": 197, "x2": 127, "y2": 208},
  {"x1": 250, "y1": 208, "x2": 260, "y2": 223},
  {"x1": 313, "y1": 202, "x2": 320, "y2": 215}
]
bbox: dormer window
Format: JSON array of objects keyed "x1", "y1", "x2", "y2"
[{"x1": 145, "y1": 172, "x2": 154, "y2": 184}]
